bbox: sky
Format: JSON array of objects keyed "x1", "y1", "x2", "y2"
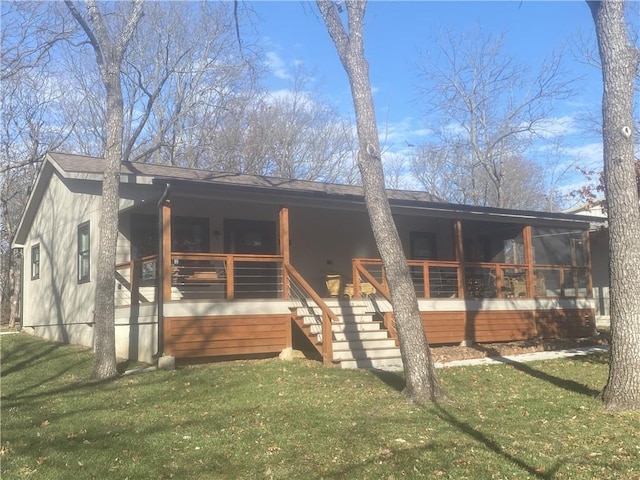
[{"x1": 245, "y1": 0, "x2": 612, "y2": 197}]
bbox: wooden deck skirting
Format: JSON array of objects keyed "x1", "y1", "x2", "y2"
[
  {"x1": 421, "y1": 308, "x2": 595, "y2": 345},
  {"x1": 163, "y1": 314, "x2": 291, "y2": 358},
  {"x1": 161, "y1": 306, "x2": 594, "y2": 360}
]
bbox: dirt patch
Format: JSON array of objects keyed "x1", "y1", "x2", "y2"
[{"x1": 430, "y1": 333, "x2": 610, "y2": 364}]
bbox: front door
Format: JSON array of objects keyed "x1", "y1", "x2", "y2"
[{"x1": 224, "y1": 219, "x2": 277, "y2": 298}]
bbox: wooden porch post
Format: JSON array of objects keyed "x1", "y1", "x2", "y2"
[
  {"x1": 453, "y1": 220, "x2": 465, "y2": 298},
  {"x1": 523, "y1": 225, "x2": 540, "y2": 337},
  {"x1": 131, "y1": 259, "x2": 140, "y2": 305},
  {"x1": 523, "y1": 226, "x2": 535, "y2": 298},
  {"x1": 585, "y1": 230, "x2": 593, "y2": 298},
  {"x1": 455, "y1": 220, "x2": 475, "y2": 345},
  {"x1": 162, "y1": 198, "x2": 172, "y2": 300},
  {"x1": 279, "y1": 207, "x2": 290, "y2": 299}
]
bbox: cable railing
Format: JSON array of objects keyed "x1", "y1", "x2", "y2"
[
  {"x1": 115, "y1": 254, "x2": 592, "y2": 308},
  {"x1": 115, "y1": 253, "x2": 286, "y2": 305},
  {"x1": 170, "y1": 253, "x2": 284, "y2": 300},
  {"x1": 353, "y1": 258, "x2": 592, "y2": 300}
]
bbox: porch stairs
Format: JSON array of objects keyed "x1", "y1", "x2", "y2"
[{"x1": 292, "y1": 299, "x2": 403, "y2": 370}]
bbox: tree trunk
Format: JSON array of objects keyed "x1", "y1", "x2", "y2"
[
  {"x1": 91, "y1": 65, "x2": 124, "y2": 379},
  {"x1": 318, "y1": 0, "x2": 444, "y2": 403},
  {"x1": 588, "y1": 0, "x2": 640, "y2": 410},
  {"x1": 66, "y1": 0, "x2": 145, "y2": 379}
]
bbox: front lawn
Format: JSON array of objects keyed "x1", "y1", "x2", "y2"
[{"x1": 1, "y1": 333, "x2": 638, "y2": 479}]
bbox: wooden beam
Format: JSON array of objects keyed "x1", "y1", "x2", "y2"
[
  {"x1": 585, "y1": 230, "x2": 593, "y2": 298},
  {"x1": 279, "y1": 207, "x2": 290, "y2": 263},
  {"x1": 523, "y1": 226, "x2": 535, "y2": 298},
  {"x1": 162, "y1": 199, "x2": 172, "y2": 300},
  {"x1": 279, "y1": 207, "x2": 290, "y2": 299},
  {"x1": 453, "y1": 220, "x2": 465, "y2": 298}
]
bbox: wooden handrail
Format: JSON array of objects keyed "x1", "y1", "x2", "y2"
[
  {"x1": 115, "y1": 254, "x2": 158, "y2": 270},
  {"x1": 353, "y1": 260, "x2": 391, "y2": 302},
  {"x1": 284, "y1": 263, "x2": 336, "y2": 364},
  {"x1": 353, "y1": 260, "x2": 398, "y2": 344},
  {"x1": 171, "y1": 253, "x2": 284, "y2": 262}
]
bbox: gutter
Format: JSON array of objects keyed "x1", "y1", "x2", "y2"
[
  {"x1": 18, "y1": 248, "x2": 24, "y2": 330},
  {"x1": 154, "y1": 182, "x2": 171, "y2": 358}
]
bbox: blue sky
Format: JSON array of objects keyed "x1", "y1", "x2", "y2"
[{"x1": 247, "y1": 0, "x2": 609, "y2": 195}]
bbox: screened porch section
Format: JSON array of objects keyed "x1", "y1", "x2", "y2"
[{"x1": 352, "y1": 225, "x2": 592, "y2": 301}]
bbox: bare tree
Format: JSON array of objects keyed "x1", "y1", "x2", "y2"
[
  {"x1": 65, "y1": 0, "x2": 144, "y2": 379},
  {"x1": 414, "y1": 28, "x2": 577, "y2": 209},
  {"x1": 210, "y1": 71, "x2": 358, "y2": 182},
  {"x1": 1, "y1": 1, "x2": 75, "y2": 326},
  {"x1": 383, "y1": 153, "x2": 413, "y2": 190},
  {"x1": 121, "y1": 1, "x2": 258, "y2": 166},
  {"x1": 57, "y1": 2, "x2": 257, "y2": 165},
  {"x1": 317, "y1": 0, "x2": 444, "y2": 403},
  {"x1": 588, "y1": 0, "x2": 640, "y2": 410}
]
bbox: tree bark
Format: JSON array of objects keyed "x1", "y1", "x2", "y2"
[
  {"x1": 91, "y1": 65, "x2": 125, "y2": 379},
  {"x1": 588, "y1": 0, "x2": 640, "y2": 410},
  {"x1": 66, "y1": 0, "x2": 144, "y2": 379},
  {"x1": 317, "y1": 0, "x2": 444, "y2": 403}
]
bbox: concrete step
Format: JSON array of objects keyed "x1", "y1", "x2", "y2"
[
  {"x1": 301, "y1": 313, "x2": 377, "y2": 327},
  {"x1": 332, "y1": 330, "x2": 389, "y2": 341},
  {"x1": 309, "y1": 321, "x2": 383, "y2": 334},
  {"x1": 296, "y1": 303, "x2": 371, "y2": 316},
  {"x1": 332, "y1": 346, "x2": 402, "y2": 361},
  {"x1": 316, "y1": 330, "x2": 394, "y2": 346},
  {"x1": 333, "y1": 338, "x2": 398, "y2": 350},
  {"x1": 339, "y1": 357, "x2": 404, "y2": 370}
]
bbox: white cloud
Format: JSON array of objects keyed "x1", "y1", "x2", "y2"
[
  {"x1": 563, "y1": 142, "x2": 603, "y2": 170},
  {"x1": 379, "y1": 117, "x2": 433, "y2": 150},
  {"x1": 534, "y1": 115, "x2": 579, "y2": 138},
  {"x1": 265, "y1": 51, "x2": 292, "y2": 81}
]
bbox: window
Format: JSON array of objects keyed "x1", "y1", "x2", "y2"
[
  {"x1": 78, "y1": 222, "x2": 90, "y2": 283},
  {"x1": 410, "y1": 232, "x2": 437, "y2": 260},
  {"x1": 31, "y1": 244, "x2": 40, "y2": 280},
  {"x1": 532, "y1": 228, "x2": 587, "y2": 266},
  {"x1": 173, "y1": 217, "x2": 210, "y2": 253}
]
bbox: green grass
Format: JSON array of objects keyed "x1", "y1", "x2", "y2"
[{"x1": 1, "y1": 334, "x2": 639, "y2": 479}]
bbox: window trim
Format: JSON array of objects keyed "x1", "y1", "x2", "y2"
[
  {"x1": 31, "y1": 243, "x2": 40, "y2": 280},
  {"x1": 78, "y1": 221, "x2": 90, "y2": 284}
]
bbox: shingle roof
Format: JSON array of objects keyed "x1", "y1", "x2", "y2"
[
  {"x1": 48, "y1": 151, "x2": 443, "y2": 203},
  {"x1": 43, "y1": 151, "x2": 601, "y2": 228}
]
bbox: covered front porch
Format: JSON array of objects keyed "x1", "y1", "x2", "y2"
[{"x1": 114, "y1": 186, "x2": 596, "y2": 367}]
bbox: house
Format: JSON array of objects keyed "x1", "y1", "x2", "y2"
[{"x1": 12, "y1": 152, "x2": 599, "y2": 369}]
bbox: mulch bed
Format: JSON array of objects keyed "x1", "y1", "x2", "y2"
[{"x1": 430, "y1": 333, "x2": 610, "y2": 364}]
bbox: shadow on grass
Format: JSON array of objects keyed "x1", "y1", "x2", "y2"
[
  {"x1": 328, "y1": 401, "x2": 564, "y2": 479},
  {"x1": 470, "y1": 344, "x2": 602, "y2": 398},
  {"x1": 2, "y1": 342, "x2": 135, "y2": 403},
  {"x1": 0, "y1": 342, "x2": 64, "y2": 378},
  {"x1": 432, "y1": 404, "x2": 565, "y2": 479},
  {"x1": 4, "y1": 367, "x2": 121, "y2": 404},
  {"x1": 570, "y1": 352, "x2": 610, "y2": 365},
  {"x1": 369, "y1": 353, "x2": 604, "y2": 399},
  {"x1": 369, "y1": 369, "x2": 405, "y2": 392}
]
